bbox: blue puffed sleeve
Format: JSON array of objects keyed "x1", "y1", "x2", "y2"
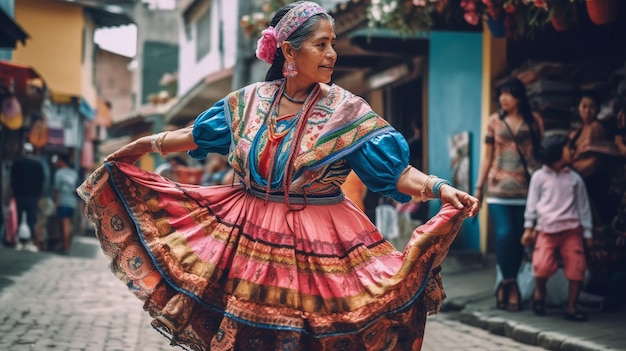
[
  {"x1": 188, "y1": 98, "x2": 232, "y2": 160},
  {"x1": 346, "y1": 131, "x2": 412, "y2": 203}
]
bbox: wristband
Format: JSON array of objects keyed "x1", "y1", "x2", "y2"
[{"x1": 432, "y1": 179, "x2": 451, "y2": 199}]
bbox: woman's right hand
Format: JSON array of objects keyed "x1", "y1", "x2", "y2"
[
  {"x1": 438, "y1": 185, "x2": 480, "y2": 217},
  {"x1": 104, "y1": 136, "x2": 152, "y2": 164}
]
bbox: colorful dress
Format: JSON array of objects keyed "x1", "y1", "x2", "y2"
[{"x1": 78, "y1": 80, "x2": 469, "y2": 351}]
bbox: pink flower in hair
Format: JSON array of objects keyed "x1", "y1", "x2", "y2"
[{"x1": 256, "y1": 26, "x2": 278, "y2": 65}]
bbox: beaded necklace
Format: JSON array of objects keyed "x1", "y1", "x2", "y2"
[
  {"x1": 282, "y1": 90, "x2": 306, "y2": 104},
  {"x1": 263, "y1": 80, "x2": 321, "y2": 208}
]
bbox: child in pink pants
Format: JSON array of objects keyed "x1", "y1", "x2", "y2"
[{"x1": 521, "y1": 133, "x2": 593, "y2": 322}]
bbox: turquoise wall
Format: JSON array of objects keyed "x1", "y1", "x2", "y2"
[{"x1": 427, "y1": 31, "x2": 483, "y2": 251}]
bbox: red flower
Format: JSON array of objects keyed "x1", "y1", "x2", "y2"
[
  {"x1": 464, "y1": 11, "x2": 480, "y2": 25},
  {"x1": 533, "y1": 0, "x2": 548, "y2": 10},
  {"x1": 505, "y1": 3, "x2": 516, "y2": 13}
]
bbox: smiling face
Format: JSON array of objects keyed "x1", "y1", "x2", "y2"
[{"x1": 290, "y1": 19, "x2": 337, "y2": 84}]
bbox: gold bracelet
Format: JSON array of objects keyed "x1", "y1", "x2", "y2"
[
  {"x1": 150, "y1": 133, "x2": 161, "y2": 153},
  {"x1": 151, "y1": 132, "x2": 168, "y2": 155},
  {"x1": 158, "y1": 131, "x2": 168, "y2": 155},
  {"x1": 421, "y1": 175, "x2": 436, "y2": 202}
]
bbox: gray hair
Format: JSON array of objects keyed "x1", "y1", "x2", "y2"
[
  {"x1": 264, "y1": 3, "x2": 335, "y2": 81},
  {"x1": 285, "y1": 13, "x2": 335, "y2": 51}
]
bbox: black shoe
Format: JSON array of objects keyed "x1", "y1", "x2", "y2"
[
  {"x1": 564, "y1": 310, "x2": 588, "y2": 322},
  {"x1": 532, "y1": 299, "x2": 546, "y2": 316},
  {"x1": 495, "y1": 282, "x2": 509, "y2": 310},
  {"x1": 506, "y1": 282, "x2": 523, "y2": 312}
]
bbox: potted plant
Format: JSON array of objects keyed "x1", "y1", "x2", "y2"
[
  {"x1": 367, "y1": 0, "x2": 441, "y2": 35},
  {"x1": 364, "y1": 0, "x2": 615, "y2": 39}
]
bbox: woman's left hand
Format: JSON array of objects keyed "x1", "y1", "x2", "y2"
[{"x1": 439, "y1": 185, "x2": 480, "y2": 217}]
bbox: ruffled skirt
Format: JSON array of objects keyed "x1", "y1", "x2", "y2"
[{"x1": 77, "y1": 162, "x2": 469, "y2": 351}]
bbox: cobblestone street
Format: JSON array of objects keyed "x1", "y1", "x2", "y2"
[{"x1": 0, "y1": 236, "x2": 546, "y2": 351}]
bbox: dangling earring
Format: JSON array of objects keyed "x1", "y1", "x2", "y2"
[{"x1": 283, "y1": 61, "x2": 298, "y2": 78}]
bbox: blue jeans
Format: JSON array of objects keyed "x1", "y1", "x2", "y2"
[
  {"x1": 57, "y1": 206, "x2": 75, "y2": 219},
  {"x1": 489, "y1": 203, "x2": 526, "y2": 280}
]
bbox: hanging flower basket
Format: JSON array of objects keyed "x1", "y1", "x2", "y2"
[
  {"x1": 360, "y1": 0, "x2": 621, "y2": 39},
  {"x1": 585, "y1": 0, "x2": 619, "y2": 25}
]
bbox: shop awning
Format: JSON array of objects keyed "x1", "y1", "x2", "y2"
[
  {"x1": 0, "y1": 7, "x2": 29, "y2": 49},
  {"x1": 348, "y1": 28, "x2": 429, "y2": 55},
  {"x1": 85, "y1": 6, "x2": 135, "y2": 27},
  {"x1": 79, "y1": 98, "x2": 95, "y2": 120},
  {"x1": 55, "y1": 0, "x2": 135, "y2": 27},
  {"x1": 164, "y1": 67, "x2": 234, "y2": 126},
  {"x1": 0, "y1": 60, "x2": 43, "y2": 97}
]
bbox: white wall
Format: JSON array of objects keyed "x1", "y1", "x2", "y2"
[
  {"x1": 47, "y1": 103, "x2": 82, "y2": 148},
  {"x1": 81, "y1": 16, "x2": 98, "y2": 108},
  {"x1": 178, "y1": 0, "x2": 238, "y2": 97}
]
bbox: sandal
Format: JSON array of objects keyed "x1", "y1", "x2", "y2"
[
  {"x1": 495, "y1": 281, "x2": 509, "y2": 310},
  {"x1": 532, "y1": 299, "x2": 546, "y2": 316},
  {"x1": 564, "y1": 310, "x2": 589, "y2": 322},
  {"x1": 506, "y1": 282, "x2": 523, "y2": 312}
]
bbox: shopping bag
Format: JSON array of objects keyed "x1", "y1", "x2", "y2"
[
  {"x1": 17, "y1": 211, "x2": 31, "y2": 241},
  {"x1": 4, "y1": 198, "x2": 18, "y2": 244},
  {"x1": 375, "y1": 204, "x2": 399, "y2": 239},
  {"x1": 516, "y1": 261, "x2": 535, "y2": 302}
]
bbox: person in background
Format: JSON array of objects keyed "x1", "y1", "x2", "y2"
[
  {"x1": 200, "y1": 153, "x2": 234, "y2": 186},
  {"x1": 10, "y1": 143, "x2": 44, "y2": 251},
  {"x1": 569, "y1": 91, "x2": 620, "y2": 228},
  {"x1": 155, "y1": 154, "x2": 189, "y2": 182},
  {"x1": 78, "y1": 2, "x2": 479, "y2": 349},
  {"x1": 34, "y1": 149, "x2": 54, "y2": 251},
  {"x1": 340, "y1": 170, "x2": 367, "y2": 212},
  {"x1": 521, "y1": 134, "x2": 592, "y2": 322},
  {"x1": 474, "y1": 77, "x2": 544, "y2": 312},
  {"x1": 608, "y1": 95, "x2": 626, "y2": 311},
  {"x1": 569, "y1": 92, "x2": 626, "y2": 310},
  {"x1": 53, "y1": 154, "x2": 79, "y2": 254}
]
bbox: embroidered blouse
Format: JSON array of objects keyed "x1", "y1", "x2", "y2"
[{"x1": 189, "y1": 81, "x2": 412, "y2": 203}]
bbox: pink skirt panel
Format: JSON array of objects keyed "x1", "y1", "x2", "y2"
[{"x1": 77, "y1": 162, "x2": 470, "y2": 350}]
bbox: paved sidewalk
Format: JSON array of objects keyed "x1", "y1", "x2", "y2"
[
  {"x1": 1, "y1": 236, "x2": 622, "y2": 351},
  {"x1": 0, "y1": 237, "x2": 173, "y2": 351},
  {"x1": 438, "y1": 254, "x2": 626, "y2": 351},
  {"x1": 0, "y1": 236, "x2": 540, "y2": 351}
]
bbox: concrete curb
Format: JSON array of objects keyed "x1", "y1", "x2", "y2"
[{"x1": 454, "y1": 310, "x2": 617, "y2": 351}]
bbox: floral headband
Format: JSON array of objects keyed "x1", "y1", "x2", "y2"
[{"x1": 255, "y1": 1, "x2": 327, "y2": 65}]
